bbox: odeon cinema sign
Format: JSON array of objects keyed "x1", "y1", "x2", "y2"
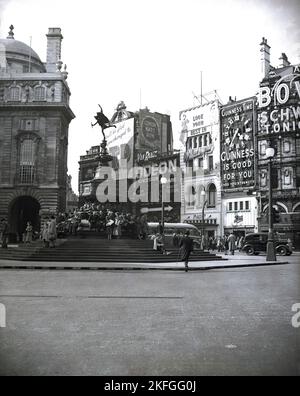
[{"x1": 257, "y1": 65, "x2": 300, "y2": 135}]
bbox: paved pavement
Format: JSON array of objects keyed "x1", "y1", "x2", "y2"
[
  {"x1": 0, "y1": 258, "x2": 299, "y2": 376},
  {"x1": 0, "y1": 252, "x2": 296, "y2": 271}
]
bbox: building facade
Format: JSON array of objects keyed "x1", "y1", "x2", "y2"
[
  {"x1": 220, "y1": 97, "x2": 259, "y2": 237},
  {"x1": 0, "y1": 26, "x2": 75, "y2": 241},
  {"x1": 180, "y1": 99, "x2": 223, "y2": 239},
  {"x1": 257, "y1": 38, "x2": 300, "y2": 248}
]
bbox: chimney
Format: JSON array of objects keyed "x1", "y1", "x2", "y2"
[
  {"x1": 260, "y1": 37, "x2": 271, "y2": 79},
  {"x1": 279, "y1": 53, "x2": 290, "y2": 68},
  {"x1": 46, "y1": 28, "x2": 63, "y2": 73}
]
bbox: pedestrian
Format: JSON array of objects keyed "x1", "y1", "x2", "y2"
[
  {"x1": 157, "y1": 221, "x2": 164, "y2": 235},
  {"x1": 238, "y1": 236, "x2": 245, "y2": 251},
  {"x1": 25, "y1": 221, "x2": 33, "y2": 244},
  {"x1": 172, "y1": 231, "x2": 179, "y2": 247},
  {"x1": 113, "y1": 213, "x2": 122, "y2": 239},
  {"x1": 180, "y1": 230, "x2": 194, "y2": 272},
  {"x1": 152, "y1": 233, "x2": 170, "y2": 255},
  {"x1": 1, "y1": 218, "x2": 9, "y2": 249},
  {"x1": 228, "y1": 232, "x2": 236, "y2": 255},
  {"x1": 224, "y1": 235, "x2": 229, "y2": 255},
  {"x1": 48, "y1": 216, "x2": 57, "y2": 248},
  {"x1": 140, "y1": 214, "x2": 149, "y2": 240},
  {"x1": 42, "y1": 218, "x2": 50, "y2": 248},
  {"x1": 106, "y1": 211, "x2": 114, "y2": 240}
]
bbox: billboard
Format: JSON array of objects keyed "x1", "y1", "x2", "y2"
[
  {"x1": 179, "y1": 100, "x2": 220, "y2": 144},
  {"x1": 257, "y1": 65, "x2": 300, "y2": 136},
  {"x1": 220, "y1": 98, "x2": 256, "y2": 191},
  {"x1": 135, "y1": 116, "x2": 161, "y2": 160},
  {"x1": 106, "y1": 118, "x2": 135, "y2": 170}
]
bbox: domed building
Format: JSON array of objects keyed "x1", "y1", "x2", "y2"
[{"x1": 0, "y1": 26, "x2": 75, "y2": 242}]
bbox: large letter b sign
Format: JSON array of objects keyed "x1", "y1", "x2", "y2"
[{"x1": 0, "y1": 303, "x2": 6, "y2": 328}]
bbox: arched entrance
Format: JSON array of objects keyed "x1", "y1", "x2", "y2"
[{"x1": 9, "y1": 196, "x2": 41, "y2": 242}]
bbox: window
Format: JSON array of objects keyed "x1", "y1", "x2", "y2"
[
  {"x1": 271, "y1": 167, "x2": 279, "y2": 189},
  {"x1": 198, "y1": 158, "x2": 203, "y2": 169},
  {"x1": 187, "y1": 186, "x2": 196, "y2": 207},
  {"x1": 260, "y1": 142, "x2": 267, "y2": 156},
  {"x1": 187, "y1": 159, "x2": 194, "y2": 172},
  {"x1": 296, "y1": 166, "x2": 300, "y2": 188},
  {"x1": 229, "y1": 202, "x2": 233, "y2": 211},
  {"x1": 9, "y1": 86, "x2": 20, "y2": 101},
  {"x1": 234, "y1": 202, "x2": 238, "y2": 211},
  {"x1": 193, "y1": 137, "x2": 198, "y2": 148},
  {"x1": 283, "y1": 141, "x2": 291, "y2": 153},
  {"x1": 245, "y1": 201, "x2": 250, "y2": 210},
  {"x1": 260, "y1": 170, "x2": 267, "y2": 188},
  {"x1": 34, "y1": 86, "x2": 46, "y2": 101},
  {"x1": 19, "y1": 139, "x2": 36, "y2": 184},
  {"x1": 240, "y1": 201, "x2": 244, "y2": 211},
  {"x1": 208, "y1": 184, "x2": 216, "y2": 208},
  {"x1": 204, "y1": 135, "x2": 208, "y2": 146},
  {"x1": 209, "y1": 134, "x2": 213, "y2": 145},
  {"x1": 208, "y1": 156, "x2": 214, "y2": 171},
  {"x1": 199, "y1": 136, "x2": 203, "y2": 147}
]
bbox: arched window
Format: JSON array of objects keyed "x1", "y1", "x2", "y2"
[
  {"x1": 34, "y1": 86, "x2": 46, "y2": 101},
  {"x1": 19, "y1": 138, "x2": 36, "y2": 184},
  {"x1": 208, "y1": 184, "x2": 216, "y2": 208}
]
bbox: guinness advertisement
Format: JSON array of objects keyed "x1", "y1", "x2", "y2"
[{"x1": 220, "y1": 98, "x2": 256, "y2": 191}]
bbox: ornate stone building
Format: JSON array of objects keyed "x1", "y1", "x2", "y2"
[
  {"x1": 179, "y1": 98, "x2": 223, "y2": 239},
  {"x1": 257, "y1": 38, "x2": 300, "y2": 248},
  {"x1": 0, "y1": 26, "x2": 75, "y2": 241}
]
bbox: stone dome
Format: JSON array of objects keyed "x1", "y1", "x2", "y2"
[
  {"x1": 0, "y1": 26, "x2": 46, "y2": 72},
  {"x1": 0, "y1": 38, "x2": 41, "y2": 63}
]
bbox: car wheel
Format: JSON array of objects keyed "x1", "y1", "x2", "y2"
[
  {"x1": 277, "y1": 246, "x2": 287, "y2": 256},
  {"x1": 245, "y1": 246, "x2": 255, "y2": 255}
]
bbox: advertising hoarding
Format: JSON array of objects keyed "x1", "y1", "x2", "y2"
[
  {"x1": 257, "y1": 65, "x2": 300, "y2": 136},
  {"x1": 179, "y1": 101, "x2": 219, "y2": 144},
  {"x1": 135, "y1": 116, "x2": 162, "y2": 160},
  {"x1": 106, "y1": 118, "x2": 135, "y2": 169},
  {"x1": 220, "y1": 98, "x2": 256, "y2": 190}
]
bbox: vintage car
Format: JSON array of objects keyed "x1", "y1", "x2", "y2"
[{"x1": 242, "y1": 233, "x2": 293, "y2": 256}]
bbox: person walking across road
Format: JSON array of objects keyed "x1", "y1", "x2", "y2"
[{"x1": 180, "y1": 230, "x2": 194, "y2": 272}]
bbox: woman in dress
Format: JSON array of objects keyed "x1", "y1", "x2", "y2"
[{"x1": 114, "y1": 213, "x2": 122, "y2": 239}]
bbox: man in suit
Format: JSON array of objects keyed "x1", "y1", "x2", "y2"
[
  {"x1": 228, "y1": 232, "x2": 236, "y2": 255},
  {"x1": 180, "y1": 231, "x2": 194, "y2": 272}
]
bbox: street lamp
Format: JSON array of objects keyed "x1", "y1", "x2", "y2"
[
  {"x1": 266, "y1": 147, "x2": 277, "y2": 262},
  {"x1": 201, "y1": 190, "x2": 208, "y2": 250},
  {"x1": 161, "y1": 177, "x2": 168, "y2": 233}
]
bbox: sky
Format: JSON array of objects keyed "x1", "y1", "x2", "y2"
[{"x1": 0, "y1": 0, "x2": 300, "y2": 193}]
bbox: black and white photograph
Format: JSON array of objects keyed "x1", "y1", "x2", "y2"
[{"x1": 0, "y1": 0, "x2": 299, "y2": 379}]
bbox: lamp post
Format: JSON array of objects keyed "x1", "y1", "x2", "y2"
[
  {"x1": 201, "y1": 190, "x2": 208, "y2": 250},
  {"x1": 161, "y1": 177, "x2": 168, "y2": 233},
  {"x1": 266, "y1": 147, "x2": 277, "y2": 262}
]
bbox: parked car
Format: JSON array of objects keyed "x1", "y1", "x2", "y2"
[{"x1": 242, "y1": 233, "x2": 293, "y2": 256}]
